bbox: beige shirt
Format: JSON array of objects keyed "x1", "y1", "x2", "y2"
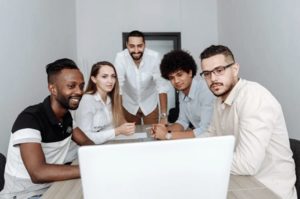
[{"x1": 202, "y1": 79, "x2": 297, "y2": 199}]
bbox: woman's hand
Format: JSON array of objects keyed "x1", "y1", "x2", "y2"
[{"x1": 115, "y1": 123, "x2": 135, "y2": 136}]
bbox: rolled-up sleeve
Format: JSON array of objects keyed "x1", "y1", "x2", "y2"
[
  {"x1": 192, "y1": 93, "x2": 214, "y2": 137},
  {"x1": 175, "y1": 101, "x2": 190, "y2": 130},
  {"x1": 153, "y1": 55, "x2": 170, "y2": 94}
]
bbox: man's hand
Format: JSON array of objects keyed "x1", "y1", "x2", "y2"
[{"x1": 152, "y1": 124, "x2": 168, "y2": 140}]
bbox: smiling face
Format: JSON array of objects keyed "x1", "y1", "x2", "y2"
[
  {"x1": 201, "y1": 54, "x2": 239, "y2": 101},
  {"x1": 49, "y1": 68, "x2": 85, "y2": 110},
  {"x1": 91, "y1": 65, "x2": 116, "y2": 97},
  {"x1": 126, "y1": 36, "x2": 145, "y2": 63},
  {"x1": 168, "y1": 69, "x2": 193, "y2": 96}
]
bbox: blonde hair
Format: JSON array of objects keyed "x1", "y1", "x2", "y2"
[{"x1": 85, "y1": 61, "x2": 125, "y2": 126}]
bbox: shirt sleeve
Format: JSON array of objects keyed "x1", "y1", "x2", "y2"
[
  {"x1": 11, "y1": 112, "x2": 42, "y2": 145},
  {"x1": 13, "y1": 129, "x2": 42, "y2": 146},
  {"x1": 152, "y1": 54, "x2": 170, "y2": 94},
  {"x1": 198, "y1": 105, "x2": 218, "y2": 138},
  {"x1": 192, "y1": 91, "x2": 215, "y2": 137},
  {"x1": 230, "y1": 89, "x2": 277, "y2": 175},
  {"x1": 81, "y1": 128, "x2": 115, "y2": 145},
  {"x1": 74, "y1": 96, "x2": 115, "y2": 144},
  {"x1": 175, "y1": 97, "x2": 190, "y2": 130}
]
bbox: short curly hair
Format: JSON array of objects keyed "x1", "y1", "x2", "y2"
[{"x1": 160, "y1": 50, "x2": 197, "y2": 80}]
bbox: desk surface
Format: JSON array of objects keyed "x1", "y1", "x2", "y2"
[
  {"x1": 41, "y1": 175, "x2": 280, "y2": 199},
  {"x1": 41, "y1": 125, "x2": 280, "y2": 199}
]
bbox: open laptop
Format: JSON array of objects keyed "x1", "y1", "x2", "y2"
[{"x1": 78, "y1": 136, "x2": 235, "y2": 199}]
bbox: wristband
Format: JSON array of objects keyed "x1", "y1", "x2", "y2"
[
  {"x1": 160, "y1": 112, "x2": 168, "y2": 119},
  {"x1": 165, "y1": 131, "x2": 172, "y2": 140}
]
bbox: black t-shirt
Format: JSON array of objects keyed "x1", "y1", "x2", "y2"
[{"x1": 11, "y1": 96, "x2": 73, "y2": 143}]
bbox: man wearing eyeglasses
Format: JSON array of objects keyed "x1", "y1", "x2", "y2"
[
  {"x1": 199, "y1": 45, "x2": 296, "y2": 199},
  {"x1": 152, "y1": 50, "x2": 214, "y2": 140}
]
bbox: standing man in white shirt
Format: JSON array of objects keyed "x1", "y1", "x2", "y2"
[
  {"x1": 114, "y1": 30, "x2": 169, "y2": 124},
  {"x1": 199, "y1": 45, "x2": 297, "y2": 199}
]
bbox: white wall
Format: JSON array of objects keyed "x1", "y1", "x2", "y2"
[
  {"x1": 76, "y1": 0, "x2": 218, "y2": 79},
  {"x1": 75, "y1": 0, "x2": 218, "y2": 112},
  {"x1": 0, "y1": 0, "x2": 77, "y2": 154},
  {"x1": 217, "y1": 0, "x2": 300, "y2": 138},
  {"x1": 3, "y1": 0, "x2": 297, "y2": 154}
]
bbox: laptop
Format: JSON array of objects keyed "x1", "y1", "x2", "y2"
[{"x1": 78, "y1": 136, "x2": 235, "y2": 199}]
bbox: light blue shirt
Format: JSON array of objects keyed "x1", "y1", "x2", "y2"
[{"x1": 176, "y1": 77, "x2": 215, "y2": 137}]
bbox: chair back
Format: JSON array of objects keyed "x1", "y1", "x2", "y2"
[
  {"x1": 290, "y1": 138, "x2": 300, "y2": 198},
  {"x1": 0, "y1": 153, "x2": 6, "y2": 191}
]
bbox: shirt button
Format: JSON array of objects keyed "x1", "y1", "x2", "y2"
[{"x1": 221, "y1": 103, "x2": 226, "y2": 110}]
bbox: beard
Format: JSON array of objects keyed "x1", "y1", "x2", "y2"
[
  {"x1": 210, "y1": 81, "x2": 235, "y2": 98},
  {"x1": 130, "y1": 52, "x2": 143, "y2": 61},
  {"x1": 56, "y1": 93, "x2": 82, "y2": 110}
]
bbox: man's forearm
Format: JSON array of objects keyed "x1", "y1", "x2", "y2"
[{"x1": 159, "y1": 93, "x2": 168, "y2": 114}]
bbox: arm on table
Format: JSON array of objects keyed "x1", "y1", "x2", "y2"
[
  {"x1": 72, "y1": 127, "x2": 94, "y2": 146},
  {"x1": 152, "y1": 123, "x2": 195, "y2": 140},
  {"x1": 20, "y1": 143, "x2": 80, "y2": 184}
]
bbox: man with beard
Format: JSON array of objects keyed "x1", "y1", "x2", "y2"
[
  {"x1": 151, "y1": 50, "x2": 215, "y2": 140},
  {"x1": 114, "y1": 30, "x2": 169, "y2": 124},
  {"x1": 0, "y1": 58, "x2": 94, "y2": 199},
  {"x1": 199, "y1": 45, "x2": 297, "y2": 199}
]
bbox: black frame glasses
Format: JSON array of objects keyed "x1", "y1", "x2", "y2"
[{"x1": 200, "y1": 62, "x2": 235, "y2": 79}]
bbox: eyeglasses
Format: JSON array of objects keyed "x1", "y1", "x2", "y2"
[{"x1": 200, "y1": 62, "x2": 235, "y2": 79}]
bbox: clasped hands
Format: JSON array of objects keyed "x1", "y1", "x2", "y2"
[{"x1": 150, "y1": 123, "x2": 169, "y2": 140}]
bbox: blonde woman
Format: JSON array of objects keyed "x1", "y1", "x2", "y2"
[{"x1": 74, "y1": 61, "x2": 135, "y2": 144}]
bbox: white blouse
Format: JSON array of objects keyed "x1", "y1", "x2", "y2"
[{"x1": 74, "y1": 92, "x2": 115, "y2": 144}]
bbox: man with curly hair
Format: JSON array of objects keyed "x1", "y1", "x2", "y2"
[{"x1": 152, "y1": 50, "x2": 214, "y2": 140}]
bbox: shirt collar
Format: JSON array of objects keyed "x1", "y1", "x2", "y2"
[
  {"x1": 221, "y1": 78, "x2": 244, "y2": 106},
  {"x1": 180, "y1": 78, "x2": 197, "y2": 102},
  {"x1": 187, "y1": 78, "x2": 197, "y2": 100},
  {"x1": 93, "y1": 92, "x2": 111, "y2": 105},
  {"x1": 140, "y1": 48, "x2": 148, "y2": 66},
  {"x1": 42, "y1": 96, "x2": 72, "y2": 125}
]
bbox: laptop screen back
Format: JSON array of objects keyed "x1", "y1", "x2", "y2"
[{"x1": 79, "y1": 136, "x2": 235, "y2": 199}]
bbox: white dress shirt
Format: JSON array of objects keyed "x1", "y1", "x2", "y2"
[
  {"x1": 202, "y1": 79, "x2": 297, "y2": 199},
  {"x1": 74, "y1": 93, "x2": 115, "y2": 144},
  {"x1": 176, "y1": 77, "x2": 215, "y2": 137},
  {"x1": 114, "y1": 48, "x2": 169, "y2": 115}
]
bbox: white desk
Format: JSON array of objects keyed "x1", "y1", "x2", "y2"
[{"x1": 41, "y1": 125, "x2": 280, "y2": 199}]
